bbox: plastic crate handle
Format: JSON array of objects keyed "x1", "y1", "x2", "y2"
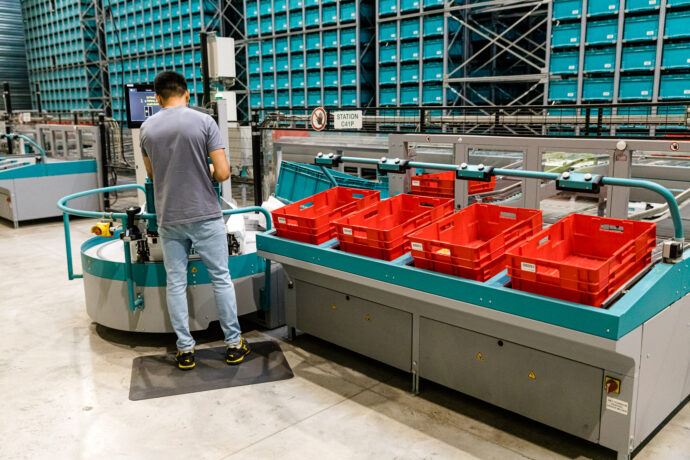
[{"x1": 299, "y1": 201, "x2": 315, "y2": 210}]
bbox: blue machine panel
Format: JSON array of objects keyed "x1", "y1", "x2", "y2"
[
  {"x1": 662, "y1": 42, "x2": 690, "y2": 69},
  {"x1": 619, "y1": 75, "x2": 654, "y2": 100},
  {"x1": 622, "y1": 45, "x2": 656, "y2": 71},
  {"x1": 586, "y1": 19, "x2": 618, "y2": 45},
  {"x1": 552, "y1": 23, "x2": 581, "y2": 47},
  {"x1": 553, "y1": 0, "x2": 582, "y2": 20},
  {"x1": 549, "y1": 79, "x2": 577, "y2": 101},
  {"x1": 400, "y1": 63, "x2": 420, "y2": 84},
  {"x1": 584, "y1": 47, "x2": 616, "y2": 73},
  {"x1": 550, "y1": 51, "x2": 579, "y2": 74},
  {"x1": 624, "y1": 15, "x2": 658, "y2": 42},
  {"x1": 583, "y1": 77, "x2": 614, "y2": 101},
  {"x1": 665, "y1": 11, "x2": 690, "y2": 39}
]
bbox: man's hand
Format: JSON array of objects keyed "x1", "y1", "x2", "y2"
[{"x1": 209, "y1": 149, "x2": 230, "y2": 182}]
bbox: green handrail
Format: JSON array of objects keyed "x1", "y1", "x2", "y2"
[{"x1": 58, "y1": 184, "x2": 274, "y2": 312}]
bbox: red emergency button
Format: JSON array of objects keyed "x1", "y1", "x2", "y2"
[{"x1": 605, "y1": 377, "x2": 620, "y2": 394}]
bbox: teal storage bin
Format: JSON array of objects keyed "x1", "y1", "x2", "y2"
[
  {"x1": 400, "y1": 63, "x2": 420, "y2": 84},
  {"x1": 323, "y1": 31, "x2": 338, "y2": 49},
  {"x1": 584, "y1": 47, "x2": 616, "y2": 73},
  {"x1": 250, "y1": 77, "x2": 261, "y2": 91},
  {"x1": 624, "y1": 15, "x2": 658, "y2": 42},
  {"x1": 276, "y1": 55, "x2": 289, "y2": 72},
  {"x1": 586, "y1": 19, "x2": 617, "y2": 45},
  {"x1": 379, "y1": 0, "x2": 398, "y2": 16},
  {"x1": 379, "y1": 22, "x2": 398, "y2": 42},
  {"x1": 263, "y1": 41, "x2": 277, "y2": 58},
  {"x1": 380, "y1": 86, "x2": 398, "y2": 105},
  {"x1": 291, "y1": 53, "x2": 304, "y2": 70},
  {"x1": 322, "y1": 5, "x2": 337, "y2": 25},
  {"x1": 306, "y1": 33, "x2": 320, "y2": 49},
  {"x1": 665, "y1": 11, "x2": 690, "y2": 39},
  {"x1": 292, "y1": 72, "x2": 305, "y2": 89},
  {"x1": 582, "y1": 77, "x2": 614, "y2": 101},
  {"x1": 401, "y1": 0, "x2": 420, "y2": 12},
  {"x1": 248, "y1": 42, "x2": 260, "y2": 57},
  {"x1": 250, "y1": 93, "x2": 262, "y2": 108},
  {"x1": 340, "y1": 2, "x2": 360, "y2": 22},
  {"x1": 659, "y1": 74, "x2": 690, "y2": 99},
  {"x1": 380, "y1": 65, "x2": 398, "y2": 85},
  {"x1": 340, "y1": 27, "x2": 372, "y2": 46},
  {"x1": 341, "y1": 48, "x2": 358, "y2": 66},
  {"x1": 423, "y1": 61, "x2": 443, "y2": 82},
  {"x1": 276, "y1": 72, "x2": 290, "y2": 89},
  {"x1": 424, "y1": 0, "x2": 444, "y2": 7},
  {"x1": 422, "y1": 85, "x2": 443, "y2": 104},
  {"x1": 379, "y1": 44, "x2": 397, "y2": 64},
  {"x1": 423, "y1": 15, "x2": 456, "y2": 37},
  {"x1": 262, "y1": 57, "x2": 275, "y2": 73},
  {"x1": 422, "y1": 39, "x2": 442, "y2": 59},
  {"x1": 549, "y1": 79, "x2": 577, "y2": 101},
  {"x1": 552, "y1": 23, "x2": 581, "y2": 47},
  {"x1": 341, "y1": 68, "x2": 357, "y2": 86},
  {"x1": 289, "y1": 11, "x2": 303, "y2": 29},
  {"x1": 275, "y1": 37, "x2": 288, "y2": 54},
  {"x1": 307, "y1": 70, "x2": 321, "y2": 87},
  {"x1": 274, "y1": 0, "x2": 287, "y2": 12},
  {"x1": 247, "y1": 19, "x2": 259, "y2": 36},
  {"x1": 553, "y1": 0, "x2": 582, "y2": 20},
  {"x1": 550, "y1": 51, "x2": 579, "y2": 74},
  {"x1": 277, "y1": 91, "x2": 290, "y2": 107},
  {"x1": 246, "y1": 2, "x2": 258, "y2": 18},
  {"x1": 619, "y1": 75, "x2": 654, "y2": 100},
  {"x1": 305, "y1": 8, "x2": 320, "y2": 27},
  {"x1": 289, "y1": 0, "x2": 303, "y2": 10},
  {"x1": 263, "y1": 92, "x2": 276, "y2": 108},
  {"x1": 625, "y1": 0, "x2": 660, "y2": 12},
  {"x1": 323, "y1": 70, "x2": 338, "y2": 87},
  {"x1": 621, "y1": 45, "x2": 656, "y2": 71},
  {"x1": 248, "y1": 57, "x2": 260, "y2": 74},
  {"x1": 667, "y1": 0, "x2": 690, "y2": 6},
  {"x1": 293, "y1": 91, "x2": 306, "y2": 106},
  {"x1": 588, "y1": 0, "x2": 618, "y2": 17},
  {"x1": 306, "y1": 51, "x2": 320, "y2": 68},
  {"x1": 341, "y1": 89, "x2": 358, "y2": 106},
  {"x1": 400, "y1": 86, "x2": 419, "y2": 105},
  {"x1": 260, "y1": 17, "x2": 273, "y2": 34},
  {"x1": 307, "y1": 90, "x2": 322, "y2": 106},
  {"x1": 401, "y1": 41, "x2": 420, "y2": 61},
  {"x1": 323, "y1": 51, "x2": 338, "y2": 68},
  {"x1": 263, "y1": 74, "x2": 275, "y2": 90},
  {"x1": 305, "y1": 0, "x2": 319, "y2": 6},
  {"x1": 401, "y1": 18, "x2": 421, "y2": 40},
  {"x1": 275, "y1": 13, "x2": 287, "y2": 31},
  {"x1": 260, "y1": 0, "x2": 273, "y2": 16},
  {"x1": 662, "y1": 42, "x2": 690, "y2": 69},
  {"x1": 290, "y1": 35, "x2": 304, "y2": 52},
  {"x1": 324, "y1": 89, "x2": 338, "y2": 106}
]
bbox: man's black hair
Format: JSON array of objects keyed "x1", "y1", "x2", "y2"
[{"x1": 154, "y1": 71, "x2": 188, "y2": 99}]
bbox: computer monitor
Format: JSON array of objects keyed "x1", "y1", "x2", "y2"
[{"x1": 124, "y1": 83, "x2": 162, "y2": 128}]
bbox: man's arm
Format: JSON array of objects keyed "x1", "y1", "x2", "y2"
[
  {"x1": 143, "y1": 156, "x2": 153, "y2": 179},
  {"x1": 209, "y1": 148, "x2": 230, "y2": 182}
]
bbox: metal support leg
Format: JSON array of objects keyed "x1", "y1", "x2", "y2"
[{"x1": 287, "y1": 326, "x2": 297, "y2": 341}]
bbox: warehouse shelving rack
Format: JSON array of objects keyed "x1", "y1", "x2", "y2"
[
  {"x1": 0, "y1": 0, "x2": 32, "y2": 110},
  {"x1": 242, "y1": 0, "x2": 376, "y2": 114}
]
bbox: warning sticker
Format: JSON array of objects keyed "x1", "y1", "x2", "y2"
[
  {"x1": 278, "y1": 217, "x2": 286, "y2": 224},
  {"x1": 521, "y1": 262, "x2": 536, "y2": 273},
  {"x1": 411, "y1": 242, "x2": 423, "y2": 251},
  {"x1": 343, "y1": 228, "x2": 353, "y2": 235},
  {"x1": 412, "y1": 180, "x2": 420, "y2": 187},
  {"x1": 606, "y1": 396, "x2": 629, "y2": 416},
  {"x1": 436, "y1": 248, "x2": 451, "y2": 255}
]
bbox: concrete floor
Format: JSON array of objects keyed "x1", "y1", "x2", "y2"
[{"x1": 1, "y1": 218, "x2": 689, "y2": 460}]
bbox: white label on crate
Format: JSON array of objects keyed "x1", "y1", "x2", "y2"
[
  {"x1": 606, "y1": 397, "x2": 629, "y2": 415},
  {"x1": 412, "y1": 180, "x2": 420, "y2": 186},
  {"x1": 570, "y1": 37, "x2": 577, "y2": 42},
  {"x1": 603, "y1": 91, "x2": 611, "y2": 96},
  {"x1": 605, "y1": 63, "x2": 612, "y2": 68},
  {"x1": 609, "y1": 4, "x2": 615, "y2": 9},
  {"x1": 641, "y1": 90, "x2": 649, "y2": 95},
  {"x1": 278, "y1": 217, "x2": 286, "y2": 224},
  {"x1": 567, "y1": 92, "x2": 575, "y2": 97},
  {"x1": 646, "y1": 30, "x2": 654, "y2": 36},
  {"x1": 411, "y1": 242, "x2": 423, "y2": 251},
  {"x1": 687, "y1": 58, "x2": 690, "y2": 63},
  {"x1": 343, "y1": 228, "x2": 353, "y2": 235},
  {"x1": 685, "y1": 89, "x2": 690, "y2": 95},
  {"x1": 568, "y1": 65, "x2": 575, "y2": 69},
  {"x1": 644, "y1": 60, "x2": 652, "y2": 66},
  {"x1": 521, "y1": 262, "x2": 536, "y2": 272},
  {"x1": 572, "y1": 9, "x2": 579, "y2": 14},
  {"x1": 607, "y1": 34, "x2": 615, "y2": 39},
  {"x1": 650, "y1": 0, "x2": 656, "y2": 4},
  {"x1": 334, "y1": 111, "x2": 363, "y2": 130}
]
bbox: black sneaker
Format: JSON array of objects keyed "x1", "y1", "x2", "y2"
[
  {"x1": 176, "y1": 350, "x2": 196, "y2": 370},
  {"x1": 226, "y1": 338, "x2": 250, "y2": 365}
]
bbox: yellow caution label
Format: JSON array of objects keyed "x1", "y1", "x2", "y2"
[
  {"x1": 191, "y1": 267, "x2": 197, "y2": 273},
  {"x1": 436, "y1": 248, "x2": 451, "y2": 255},
  {"x1": 476, "y1": 352, "x2": 484, "y2": 361},
  {"x1": 331, "y1": 304, "x2": 337, "y2": 310},
  {"x1": 528, "y1": 371, "x2": 536, "y2": 379}
]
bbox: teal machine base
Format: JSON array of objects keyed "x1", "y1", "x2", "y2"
[{"x1": 257, "y1": 232, "x2": 690, "y2": 460}]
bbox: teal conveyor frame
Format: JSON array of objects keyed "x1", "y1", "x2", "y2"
[
  {"x1": 1, "y1": 133, "x2": 47, "y2": 160},
  {"x1": 256, "y1": 155, "x2": 690, "y2": 340},
  {"x1": 58, "y1": 184, "x2": 273, "y2": 313}
]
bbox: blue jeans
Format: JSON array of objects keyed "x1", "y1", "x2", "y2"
[{"x1": 159, "y1": 217, "x2": 241, "y2": 351}]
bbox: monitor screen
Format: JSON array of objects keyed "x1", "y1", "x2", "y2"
[{"x1": 124, "y1": 84, "x2": 161, "y2": 128}]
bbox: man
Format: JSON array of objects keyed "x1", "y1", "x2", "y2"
[{"x1": 140, "y1": 71, "x2": 250, "y2": 370}]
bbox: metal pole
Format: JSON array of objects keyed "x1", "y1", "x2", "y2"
[
  {"x1": 251, "y1": 124, "x2": 263, "y2": 207},
  {"x1": 98, "y1": 114, "x2": 110, "y2": 209},
  {"x1": 200, "y1": 31, "x2": 211, "y2": 107},
  {"x1": 2, "y1": 82, "x2": 13, "y2": 155}
]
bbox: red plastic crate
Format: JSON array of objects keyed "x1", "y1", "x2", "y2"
[
  {"x1": 273, "y1": 187, "x2": 380, "y2": 244},
  {"x1": 339, "y1": 240, "x2": 407, "y2": 261},
  {"x1": 414, "y1": 256, "x2": 506, "y2": 282},
  {"x1": 410, "y1": 171, "x2": 497, "y2": 197},
  {"x1": 506, "y1": 214, "x2": 656, "y2": 301},
  {"x1": 408, "y1": 204, "x2": 543, "y2": 276},
  {"x1": 334, "y1": 194, "x2": 454, "y2": 250}
]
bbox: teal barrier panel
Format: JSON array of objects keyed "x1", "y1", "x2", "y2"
[
  {"x1": 424, "y1": 0, "x2": 444, "y2": 7},
  {"x1": 624, "y1": 15, "x2": 658, "y2": 42},
  {"x1": 552, "y1": 22, "x2": 581, "y2": 47},
  {"x1": 248, "y1": 42, "x2": 260, "y2": 57},
  {"x1": 250, "y1": 93, "x2": 262, "y2": 108},
  {"x1": 307, "y1": 70, "x2": 321, "y2": 87},
  {"x1": 342, "y1": 89, "x2": 358, "y2": 106},
  {"x1": 322, "y1": 5, "x2": 337, "y2": 25},
  {"x1": 259, "y1": 0, "x2": 272, "y2": 15},
  {"x1": 260, "y1": 17, "x2": 273, "y2": 34},
  {"x1": 550, "y1": 51, "x2": 580, "y2": 74},
  {"x1": 323, "y1": 50, "x2": 339, "y2": 68},
  {"x1": 340, "y1": 2, "x2": 362, "y2": 22},
  {"x1": 553, "y1": 0, "x2": 582, "y2": 20},
  {"x1": 341, "y1": 48, "x2": 358, "y2": 66},
  {"x1": 261, "y1": 57, "x2": 274, "y2": 73},
  {"x1": 247, "y1": 19, "x2": 259, "y2": 36},
  {"x1": 275, "y1": 13, "x2": 287, "y2": 32},
  {"x1": 246, "y1": 2, "x2": 258, "y2": 17},
  {"x1": 401, "y1": 0, "x2": 421, "y2": 12},
  {"x1": 586, "y1": 19, "x2": 617, "y2": 45},
  {"x1": 293, "y1": 91, "x2": 305, "y2": 106},
  {"x1": 584, "y1": 47, "x2": 616, "y2": 72},
  {"x1": 305, "y1": 7, "x2": 320, "y2": 27},
  {"x1": 306, "y1": 32, "x2": 320, "y2": 49},
  {"x1": 275, "y1": 0, "x2": 287, "y2": 12},
  {"x1": 622, "y1": 45, "x2": 656, "y2": 70},
  {"x1": 249, "y1": 57, "x2": 260, "y2": 74},
  {"x1": 306, "y1": 51, "x2": 321, "y2": 68},
  {"x1": 619, "y1": 75, "x2": 654, "y2": 100}
]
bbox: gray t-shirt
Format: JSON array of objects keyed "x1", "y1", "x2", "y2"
[{"x1": 140, "y1": 105, "x2": 225, "y2": 227}]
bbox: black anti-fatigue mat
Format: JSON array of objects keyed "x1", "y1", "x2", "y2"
[{"x1": 129, "y1": 341, "x2": 293, "y2": 401}]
